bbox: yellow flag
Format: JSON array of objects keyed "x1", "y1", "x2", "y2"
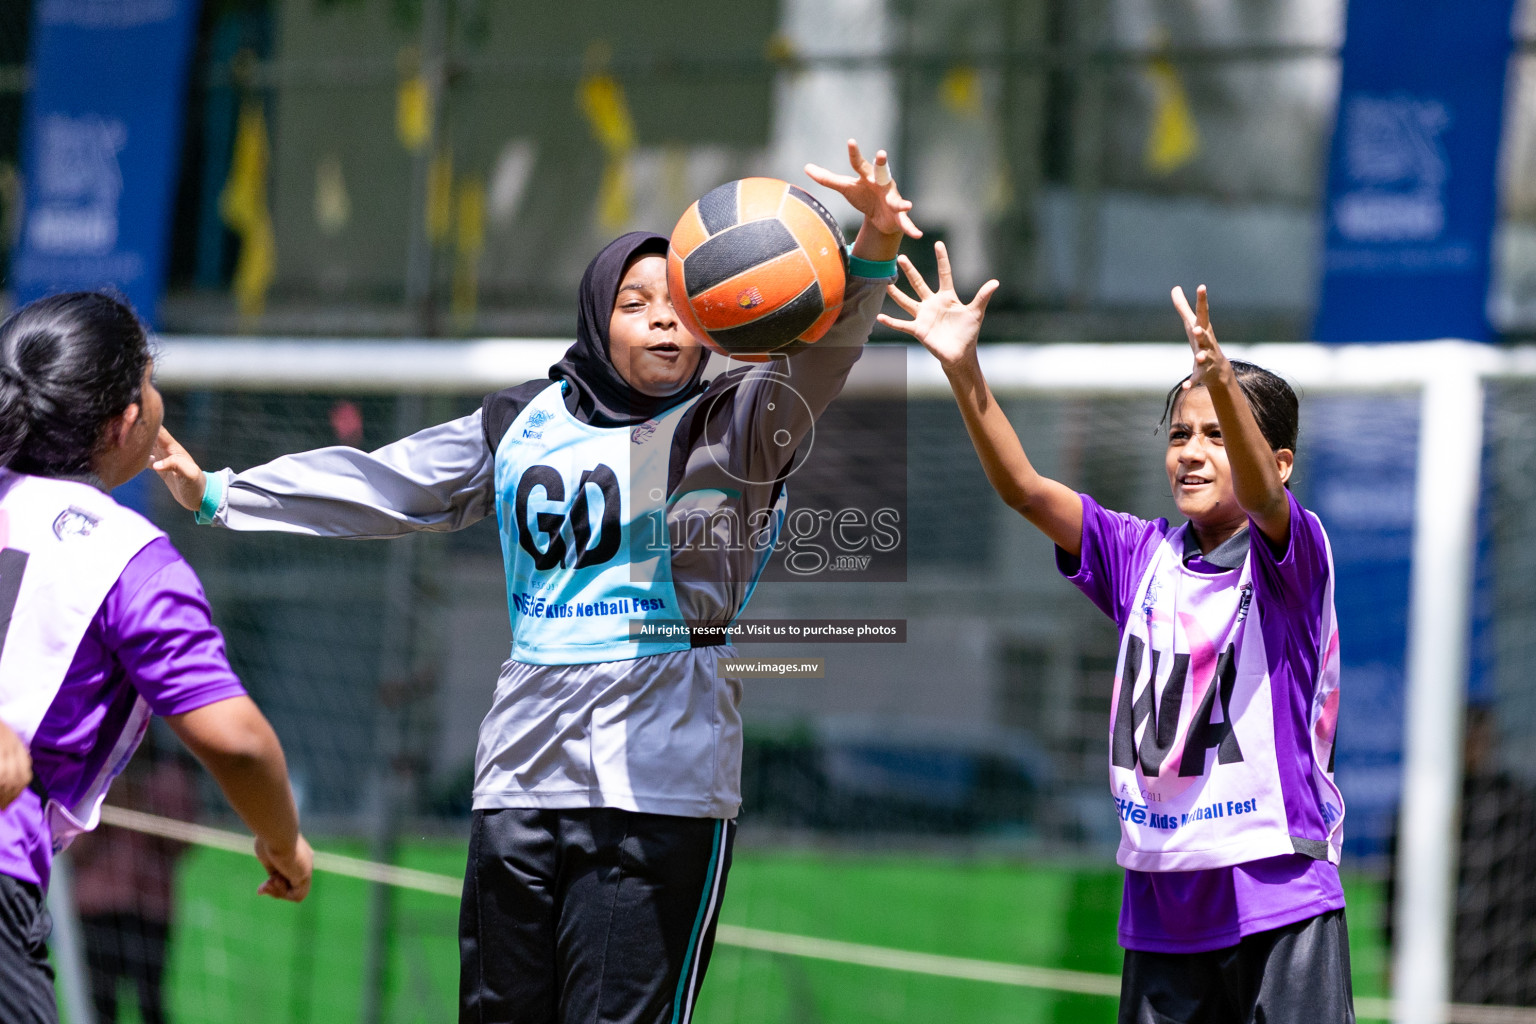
[
  {"x1": 427, "y1": 149, "x2": 454, "y2": 244},
  {"x1": 397, "y1": 77, "x2": 430, "y2": 150},
  {"x1": 1145, "y1": 56, "x2": 1200, "y2": 175},
  {"x1": 453, "y1": 175, "x2": 485, "y2": 327},
  {"x1": 578, "y1": 74, "x2": 636, "y2": 156},
  {"x1": 219, "y1": 101, "x2": 275, "y2": 319},
  {"x1": 578, "y1": 73, "x2": 636, "y2": 229},
  {"x1": 939, "y1": 66, "x2": 984, "y2": 119},
  {"x1": 396, "y1": 45, "x2": 431, "y2": 151}
]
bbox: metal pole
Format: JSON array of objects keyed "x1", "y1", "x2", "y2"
[
  {"x1": 993, "y1": 0, "x2": 1035, "y2": 293},
  {"x1": 1392, "y1": 349, "x2": 1484, "y2": 1024},
  {"x1": 359, "y1": 394, "x2": 426, "y2": 1024},
  {"x1": 1069, "y1": 0, "x2": 1106, "y2": 309},
  {"x1": 47, "y1": 852, "x2": 97, "y2": 1024},
  {"x1": 894, "y1": 0, "x2": 916, "y2": 189}
]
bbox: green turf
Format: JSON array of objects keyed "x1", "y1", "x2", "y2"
[{"x1": 145, "y1": 840, "x2": 1385, "y2": 1023}]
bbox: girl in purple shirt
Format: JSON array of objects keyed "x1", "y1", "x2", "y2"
[
  {"x1": 882, "y1": 246, "x2": 1353, "y2": 1023},
  {"x1": 0, "y1": 293, "x2": 314, "y2": 1024}
]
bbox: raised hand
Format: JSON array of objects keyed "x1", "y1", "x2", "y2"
[
  {"x1": 152, "y1": 427, "x2": 208, "y2": 513},
  {"x1": 877, "y1": 241, "x2": 999, "y2": 370},
  {"x1": 1171, "y1": 285, "x2": 1230, "y2": 389},
  {"x1": 0, "y1": 721, "x2": 31, "y2": 811},
  {"x1": 804, "y1": 139, "x2": 921, "y2": 240}
]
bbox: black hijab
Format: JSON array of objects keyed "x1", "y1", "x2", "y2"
[{"x1": 549, "y1": 231, "x2": 710, "y2": 426}]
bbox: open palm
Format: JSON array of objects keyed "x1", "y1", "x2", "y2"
[
  {"x1": 878, "y1": 241, "x2": 998, "y2": 369},
  {"x1": 804, "y1": 139, "x2": 921, "y2": 240}
]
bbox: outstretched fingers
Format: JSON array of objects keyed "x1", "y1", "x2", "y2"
[
  {"x1": 885, "y1": 282, "x2": 920, "y2": 317},
  {"x1": 935, "y1": 241, "x2": 956, "y2": 293},
  {"x1": 803, "y1": 162, "x2": 858, "y2": 191},
  {"x1": 896, "y1": 254, "x2": 934, "y2": 299},
  {"x1": 847, "y1": 139, "x2": 872, "y2": 178},
  {"x1": 876, "y1": 311, "x2": 919, "y2": 337},
  {"x1": 1171, "y1": 284, "x2": 1225, "y2": 387},
  {"x1": 869, "y1": 147, "x2": 922, "y2": 237},
  {"x1": 809, "y1": 140, "x2": 924, "y2": 239},
  {"x1": 1171, "y1": 286, "x2": 1197, "y2": 332},
  {"x1": 971, "y1": 279, "x2": 1001, "y2": 315},
  {"x1": 1172, "y1": 285, "x2": 1217, "y2": 338},
  {"x1": 880, "y1": 246, "x2": 993, "y2": 368},
  {"x1": 1170, "y1": 285, "x2": 1208, "y2": 360},
  {"x1": 1194, "y1": 285, "x2": 1217, "y2": 345}
]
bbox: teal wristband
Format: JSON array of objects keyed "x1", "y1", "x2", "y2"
[
  {"x1": 195, "y1": 472, "x2": 223, "y2": 526},
  {"x1": 848, "y1": 252, "x2": 898, "y2": 279}
]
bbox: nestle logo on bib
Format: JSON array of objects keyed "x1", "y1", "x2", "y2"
[
  {"x1": 53, "y1": 507, "x2": 99, "y2": 540},
  {"x1": 518, "y1": 408, "x2": 554, "y2": 442},
  {"x1": 630, "y1": 420, "x2": 658, "y2": 444}
]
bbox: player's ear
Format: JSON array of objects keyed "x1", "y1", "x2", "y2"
[
  {"x1": 100, "y1": 402, "x2": 142, "y2": 451},
  {"x1": 1274, "y1": 448, "x2": 1294, "y2": 486}
]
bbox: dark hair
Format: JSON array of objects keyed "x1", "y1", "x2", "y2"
[
  {"x1": 1161, "y1": 360, "x2": 1299, "y2": 454},
  {"x1": 0, "y1": 292, "x2": 151, "y2": 477}
]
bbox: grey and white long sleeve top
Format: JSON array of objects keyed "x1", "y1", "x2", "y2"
[{"x1": 202, "y1": 274, "x2": 889, "y2": 818}]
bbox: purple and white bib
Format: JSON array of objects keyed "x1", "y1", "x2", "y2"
[
  {"x1": 1109, "y1": 518, "x2": 1344, "y2": 871},
  {"x1": 0, "y1": 470, "x2": 162, "y2": 850}
]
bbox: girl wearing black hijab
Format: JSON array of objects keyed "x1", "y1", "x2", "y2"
[{"x1": 155, "y1": 141, "x2": 917, "y2": 1024}]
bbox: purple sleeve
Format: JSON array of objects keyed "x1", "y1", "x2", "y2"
[
  {"x1": 100, "y1": 537, "x2": 247, "y2": 716},
  {"x1": 1054, "y1": 494, "x2": 1167, "y2": 627},
  {"x1": 1247, "y1": 490, "x2": 1330, "y2": 610}
]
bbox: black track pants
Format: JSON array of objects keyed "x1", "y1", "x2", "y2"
[
  {"x1": 459, "y1": 808, "x2": 734, "y2": 1024},
  {"x1": 0, "y1": 873, "x2": 57, "y2": 1024},
  {"x1": 1119, "y1": 908, "x2": 1355, "y2": 1024}
]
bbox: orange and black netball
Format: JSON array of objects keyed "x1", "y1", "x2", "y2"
[{"x1": 667, "y1": 177, "x2": 848, "y2": 358}]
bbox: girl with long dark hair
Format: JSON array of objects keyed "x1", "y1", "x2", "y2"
[
  {"x1": 0, "y1": 292, "x2": 313, "y2": 1024},
  {"x1": 884, "y1": 247, "x2": 1353, "y2": 1023}
]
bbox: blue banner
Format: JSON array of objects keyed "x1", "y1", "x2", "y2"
[
  {"x1": 10, "y1": 0, "x2": 201, "y2": 326},
  {"x1": 1314, "y1": 0, "x2": 1516, "y2": 342},
  {"x1": 1303, "y1": 396, "x2": 1419, "y2": 858}
]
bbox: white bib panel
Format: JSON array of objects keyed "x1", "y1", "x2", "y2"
[
  {"x1": 0, "y1": 470, "x2": 161, "y2": 849},
  {"x1": 1108, "y1": 520, "x2": 1344, "y2": 871},
  {"x1": 493, "y1": 383, "x2": 698, "y2": 664}
]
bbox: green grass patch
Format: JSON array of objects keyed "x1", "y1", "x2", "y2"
[{"x1": 147, "y1": 840, "x2": 1384, "y2": 1023}]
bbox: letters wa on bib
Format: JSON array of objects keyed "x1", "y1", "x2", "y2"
[{"x1": 1061, "y1": 489, "x2": 1344, "y2": 951}]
